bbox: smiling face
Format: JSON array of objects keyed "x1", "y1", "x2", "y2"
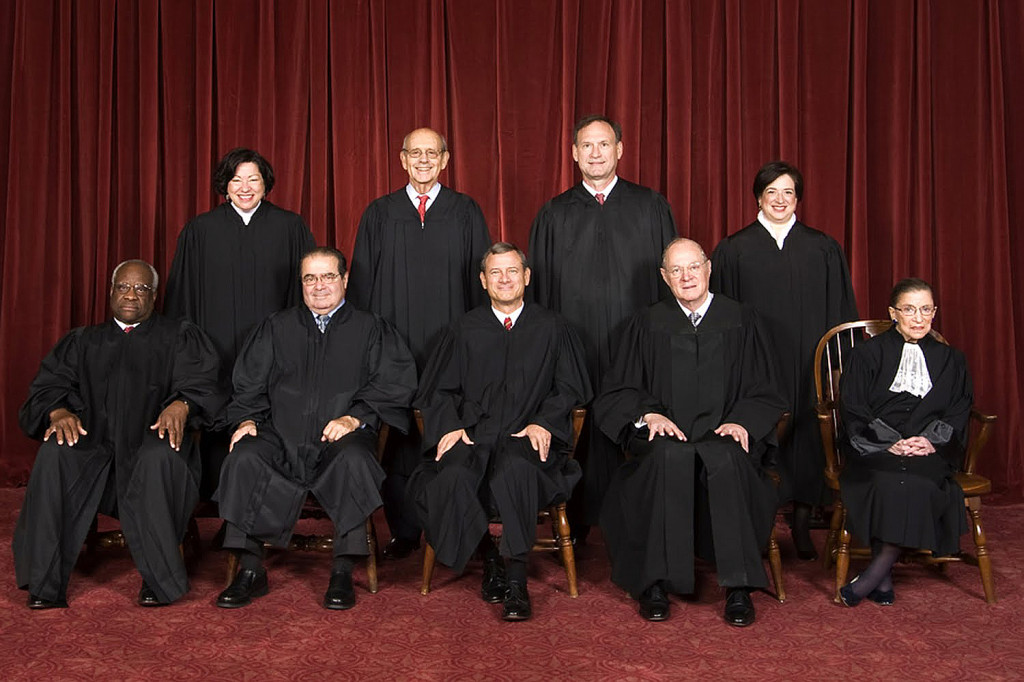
[
  {"x1": 301, "y1": 254, "x2": 348, "y2": 315},
  {"x1": 400, "y1": 128, "x2": 450, "y2": 194},
  {"x1": 110, "y1": 262, "x2": 156, "y2": 324},
  {"x1": 758, "y1": 173, "x2": 798, "y2": 225},
  {"x1": 889, "y1": 288, "x2": 936, "y2": 342},
  {"x1": 572, "y1": 121, "x2": 623, "y2": 190},
  {"x1": 660, "y1": 240, "x2": 710, "y2": 312},
  {"x1": 479, "y1": 250, "x2": 531, "y2": 312},
  {"x1": 226, "y1": 161, "x2": 266, "y2": 211}
]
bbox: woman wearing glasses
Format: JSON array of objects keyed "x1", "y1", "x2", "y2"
[{"x1": 837, "y1": 278, "x2": 972, "y2": 606}]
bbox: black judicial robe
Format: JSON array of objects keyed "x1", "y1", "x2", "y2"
[
  {"x1": 217, "y1": 304, "x2": 417, "y2": 546},
  {"x1": 839, "y1": 328, "x2": 971, "y2": 556},
  {"x1": 711, "y1": 221, "x2": 857, "y2": 505},
  {"x1": 529, "y1": 179, "x2": 677, "y2": 523},
  {"x1": 348, "y1": 186, "x2": 491, "y2": 369},
  {"x1": 595, "y1": 296, "x2": 785, "y2": 597},
  {"x1": 409, "y1": 303, "x2": 592, "y2": 573},
  {"x1": 165, "y1": 201, "x2": 316, "y2": 377},
  {"x1": 14, "y1": 315, "x2": 224, "y2": 603}
]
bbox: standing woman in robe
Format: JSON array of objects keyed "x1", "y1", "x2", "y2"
[
  {"x1": 711, "y1": 161, "x2": 858, "y2": 559},
  {"x1": 165, "y1": 148, "x2": 316, "y2": 498},
  {"x1": 837, "y1": 278, "x2": 971, "y2": 606}
]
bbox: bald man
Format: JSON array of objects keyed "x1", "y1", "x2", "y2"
[{"x1": 348, "y1": 127, "x2": 492, "y2": 558}]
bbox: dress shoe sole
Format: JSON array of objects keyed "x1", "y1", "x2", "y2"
[
  {"x1": 138, "y1": 598, "x2": 168, "y2": 607},
  {"x1": 27, "y1": 598, "x2": 68, "y2": 610},
  {"x1": 323, "y1": 597, "x2": 356, "y2": 611},
  {"x1": 502, "y1": 611, "x2": 531, "y2": 622},
  {"x1": 725, "y1": 614, "x2": 755, "y2": 627},
  {"x1": 641, "y1": 610, "x2": 670, "y2": 622}
]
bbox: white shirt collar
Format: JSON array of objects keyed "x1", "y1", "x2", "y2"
[
  {"x1": 676, "y1": 292, "x2": 713, "y2": 325},
  {"x1": 231, "y1": 200, "x2": 262, "y2": 225},
  {"x1": 114, "y1": 317, "x2": 135, "y2": 331},
  {"x1": 406, "y1": 182, "x2": 442, "y2": 210},
  {"x1": 756, "y1": 210, "x2": 796, "y2": 249},
  {"x1": 311, "y1": 300, "x2": 345, "y2": 321},
  {"x1": 492, "y1": 302, "x2": 525, "y2": 328},
  {"x1": 581, "y1": 175, "x2": 618, "y2": 200}
]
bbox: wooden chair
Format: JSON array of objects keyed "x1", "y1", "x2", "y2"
[
  {"x1": 762, "y1": 412, "x2": 792, "y2": 603},
  {"x1": 225, "y1": 424, "x2": 390, "y2": 594},
  {"x1": 814, "y1": 320, "x2": 997, "y2": 603},
  {"x1": 420, "y1": 407, "x2": 587, "y2": 598}
]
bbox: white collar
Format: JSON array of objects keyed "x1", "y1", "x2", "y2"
[
  {"x1": 581, "y1": 176, "x2": 619, "y2": 199},
  {"x1": 756, "y1": 210, "x2": 796, "y2": 249},
  {"x1": 889, "y1": 341, "x2": 933, "y2": 398},
  {"x1": 406, "y1": 182, "x2": 442, "y2": 206},
  {"x1": 677, "y1": 292, "x2": 714, "y2": 325},
  {"x1": 492, "y1": 302, "x2": 525, "y2": 328},
  {"x1": 230, "y1": 200, "x2": 262, "y2": 225}
]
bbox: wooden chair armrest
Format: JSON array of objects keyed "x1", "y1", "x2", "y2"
[{"x1": 963, "y1": 409, "x2": 997, "y2": 475}]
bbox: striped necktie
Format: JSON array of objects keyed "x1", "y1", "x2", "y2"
[
  {"x1": 504, "y1": 316, "x2": 512, "y2": 331},
  {"x1": 317, "y1": 314, "x2": 330, "y2": 333}
]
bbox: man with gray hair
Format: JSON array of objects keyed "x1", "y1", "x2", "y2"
[
  {"x1": 14, "y1": 259, "x2": 224, "y2": 608},
  {"x1": 348, "y1": 127, "x2": 491, "y2": 560}
]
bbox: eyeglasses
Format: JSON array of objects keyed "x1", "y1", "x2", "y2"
[
  {"x1": 302, "y1": 272, "x2": 341, "y2": 286},
  {"x1": 113, "y1": 283, "x2": 154, "y2": 295},
  {"x1": 664, "y1": 261, "x2": 707, "y2": 278},
  {"x1": 402, "y1": 148, "x2": 444, "y2": 160},
  {"x1": 893, "y1": 305, "x2": 937, "y2": 317}
]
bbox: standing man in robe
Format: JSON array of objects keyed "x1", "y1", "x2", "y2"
[
  {"x1": 14, "y1": 260, "x2": 224, "y2": 608},
  {"x1": 348, "y1": 127, "x2": 491, "y2": 560},
  {"x1": 410, "y1": 243, "x2": 591, "y2": 621},
  {"x1": 529, "y1": 115, "x2": 677, "y2": 535},
  {"x1": 216, "y1": 247, "x2": 417, "y2": 610},
  {"x1": 596, "y1": 239, "x2": 785, "y2": 626},
  {"x1": 165, "y1": 148, "x2": 316, "y2": 501}
]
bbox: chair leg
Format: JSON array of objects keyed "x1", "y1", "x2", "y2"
[
  {"x1": 226, "y1": 551, "x2": 239, "y2": 587},
  {"x1": 967, "y1": 497, "x2": 996, "y2": 604},
  {"x1": 421, "y1": 544, "x2": 436, "y2": 596},
  {"x1": 365, "y1": 517, "x2": 379, "y2": 594},
  {"x1": 823, "y1": 497, "x2": 843, "y2": 570},
  {"x1": 834, "y1": 508, "x2": 851, "y2": 604},
  {"x1": 767, "y1": 525, "x2": 786, "y2": 603},
  {"x1": 552, "y1": 503, "x2": 578, "y2": 598}
]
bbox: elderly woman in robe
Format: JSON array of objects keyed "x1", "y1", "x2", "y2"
[{"x1": 837, "y1": 278, "x2": 971, "y2": 606}]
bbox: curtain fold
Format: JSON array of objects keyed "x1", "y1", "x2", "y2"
[{"x1": 1, "y1": 0, "x2": 1020, "y2": 497}]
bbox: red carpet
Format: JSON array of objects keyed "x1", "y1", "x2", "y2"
[{"x1": 1, "y1": 487, "x2": 1022, "y2": 681}]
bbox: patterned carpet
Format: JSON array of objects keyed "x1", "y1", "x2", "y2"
[{"x1": 1, "y1": 487, "x2": 1022, "y2": 681}]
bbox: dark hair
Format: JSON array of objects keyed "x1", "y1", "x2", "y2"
[
  {"x1": 888, "y1": 278, "x2": 933, "y2": 309},
  {"x1": 752, "y1": 161, "x2": 803, "y2": 202},
  {"x1": 213, "y1": 148, "x2": 276, "y2": 196},
  {"x1": 480, "y1": 242, "x2": 528, "y2": 273},
  {"x1": 573, "y1": 115, "x2": 623, "y2": 145},
  {"x1": 302, "y1": 246, "x2": 348, "y2": 277}
]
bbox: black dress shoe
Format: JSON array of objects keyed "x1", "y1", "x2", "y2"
[
  {"x1": 27, "y1": 594, "x2": 68, "y2": 610},
  {"x1": 323, "y1": 570, "x2": 356, "y2": 610},
  {"x1": 382, "y1": 537, "x2": 420, "y2": 560},
  {"x1": 481, "y1": 558, "x2": 508, "y2": 603},
  {"x1": 638, "y1": 582, "x2": 671, "y2": 622},
  {"x1": 867, "y1": 587, "x2": 894, "y2": 606},
  {"x1": 216, "y1": 568, "x2": 269, "y2": 608},
  {"x1": 502, "y1": 581, "x2": 532, "y2": 621},
  {"x1": 723, "y1": 588, "x2": 756, "y2": 627},
  {"x1": 138, "y1": 582, "x2": 166, "y2": 607}
]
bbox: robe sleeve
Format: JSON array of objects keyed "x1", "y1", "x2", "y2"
[
  {"x1": 286, "y1": 215, "x2": 317, "y2": 308},
  {"x1": 346, "y1": 202, "x2": 381, "y2": 311},
  {"x1": 526, "y1": 321, "x2": 593, "y2": 444},
  {"x1": 225, "y1": 318, "x2": 277, "y2": 428},
  {"x1": 709, "y1": 238, "x2": 737, "y2": 298},
  {"x1": 168, "y1": 321, "x2": 227, "y2": 428},
  {"x1": 413, "y1": 326, "x2": 475, "y2": 448},
  {"x1": 929, "y1": 345, "x2": 973, "y2": 448},
  {"x1": 527, "y1": 203, "x2": 557, "y2": 307},
  {"x1": 593, "y1": 313, "x2": 667, "y2": 447},
  {"x1": 164, "y1": 221, "x2": 198, "y2": 321},
  {"x1": 838, "y1": 342, "x2": 894, "y2": 455},
  {"x1": 18, "y1": 329, "x2": 86, "y2": 440},
  {"x1": 345, "y1": 318, "x2": 418, "y2": 433},
  {"x1": 463, "y1": 198, "x2": 492, "y2": 310},
  {"x1": 824, "y1": 238, "x2": 859, "y2": 324},
  {"x1": 722, "y1": 310, "x2": 788, "y2": 442}
]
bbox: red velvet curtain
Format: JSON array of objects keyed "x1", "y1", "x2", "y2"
[{"x1": 1, "y1": 0, "x2": 1021, "y2": 496}]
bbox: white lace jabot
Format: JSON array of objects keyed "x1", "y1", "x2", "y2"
[{"x1": 888, "y1": 342, "x2": 933, "y2": 398}]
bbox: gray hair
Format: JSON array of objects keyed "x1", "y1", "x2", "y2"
[
  {"x1": 479, "y1": 242, "x2": 528, "y2": 273},
  {"x1": 661, "y1": 238, "x2": 707, "y2": 268},
  {"x1": 111, "y1": 259, "x2": 159, "y2": 289}
]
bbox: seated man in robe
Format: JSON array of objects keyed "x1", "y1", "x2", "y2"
[
  {"x1": 14, "y1": 260, "x2": 224, "y2": 609},
  {"x1": 409, "y1": 242, "x2": 592, "y2": 621},
  {"x1": 596, "y1": 238, "x2": 785, "y2": 626},
  {"x1": 216, "y1": 247, "x2": 417, "y2": 610}
]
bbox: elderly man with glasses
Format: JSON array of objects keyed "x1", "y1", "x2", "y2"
[{"x1": 215, "y1": 247, "x2": 417, "y2": 611}]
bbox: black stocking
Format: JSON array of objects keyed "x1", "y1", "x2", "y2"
[{"x1": 849, "y1": 542, "x2": 899, "y2": 598}]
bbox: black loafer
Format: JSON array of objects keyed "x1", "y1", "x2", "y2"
[
  {"x1": 27, "y1": 594, "x2": 68, "y2": 610},
  {"x1": 323, "y1": 570, "x2": 356, "y2": 610},
  {"x1": 481, "y1": 558, "x2": 508, "y2": 604},
  {"x1": 382, "y1": 537, "x2": 420, "y2": 560},
  {"x1": 502, "y1": 581, "x2": 532, "y2": 621},
  {"x1": 867, "y1": 587, "x2": 894, "y2": 606},
  {"x1": 138, "y1": 582, "x2": 166, "y2": 607},
  {"x1": 838, "y1": 575, "x2": 865, "y2": 608},
  {"x1": 724, "y1": 588, "x2": 755, "y2": 627},
  {"x1": 216, "y1": 568, "x2": 269, "y2": 608},
  {"x1": 639, "y1": 582, "x2": 671, "y2": 622}
]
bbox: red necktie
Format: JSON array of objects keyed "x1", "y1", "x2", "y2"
[
  {"x1": 504, "y1": 316, "x2": 512, "y2": 331},
  {"x1": 417, "y1": 194, "x2": 428, "y2": 224},
  {"x1": 596, "y1": 193, "x2": 605, "y2": 205},
  {"x1": 124, "y1": 325, "x2": 135, "y2": 334}
]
